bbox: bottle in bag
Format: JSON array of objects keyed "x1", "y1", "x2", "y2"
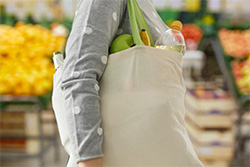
[
  {"x1": 53, "y1": 51, "x2": 64, "y2": 71},
  {"x1": 155, "y1": 20, "x2": 186, "y2": 55}
]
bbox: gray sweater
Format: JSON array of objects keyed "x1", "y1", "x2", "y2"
[{"x1": 61, "y1": 0, "x2": 168, "y2": 163}]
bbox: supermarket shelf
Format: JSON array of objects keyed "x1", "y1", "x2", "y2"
[
  {"x1": 0, "y1": 95, "x2": 59, "y2": 167},
  {"x1": 0, "y1": 136, "x2": 56, "y2": 158}
]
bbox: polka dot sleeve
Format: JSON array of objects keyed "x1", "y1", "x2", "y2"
[{"x1": 61, "y1": 0, "x2": 126, "y2": 163}]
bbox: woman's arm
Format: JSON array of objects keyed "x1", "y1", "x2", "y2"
[
  {"x1": 61, "y1": 0, "x2": 126, "y2": 164},
  {"x1": 78, "y1": 157, "x2": 102, "y2": 167}
]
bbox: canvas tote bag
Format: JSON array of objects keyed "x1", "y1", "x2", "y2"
[
  {"x1": 99, "y1": 46, "x2": 203, "y2": 166},
  {"x1": 52, "y1": 46, "x2": 203, "y2": 167},
  {"x1": 51, "y1": 0, "x2": 204, "y2": 166}
]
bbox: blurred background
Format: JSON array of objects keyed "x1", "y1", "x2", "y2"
[{"x1": 0, "y1": 0, "x2": 249, "y2": 166}]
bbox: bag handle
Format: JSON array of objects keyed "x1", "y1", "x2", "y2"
[{"x1": 127, "y1": 0, "x2": 154, "y2": 46}]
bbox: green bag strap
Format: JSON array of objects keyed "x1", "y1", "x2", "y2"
[
  {"x1": 127, "y1": 0, "x2": 154, "y2": 46},
  {"x1": 133, "y1": 0, "x2": 154, "y2": 46}
]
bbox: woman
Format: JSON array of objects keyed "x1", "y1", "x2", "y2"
[{"x1": 61, "y1": 0, "x2": 203, "y2": 167}]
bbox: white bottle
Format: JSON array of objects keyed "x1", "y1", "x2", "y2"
[
  {"x1": 155, "y1": 20, "x2": 186, "y2": 55},
  {"x1": 53, "y1": 51, "x2": 64, "y2": 71}
]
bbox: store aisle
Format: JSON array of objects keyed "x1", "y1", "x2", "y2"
[{"x1": 0, "y1": 138, "x2": 68, "y2": 167}]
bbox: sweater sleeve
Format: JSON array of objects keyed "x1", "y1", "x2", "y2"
[{"x1": 61, "y1": 0, "x2": 126, "y2": 163}]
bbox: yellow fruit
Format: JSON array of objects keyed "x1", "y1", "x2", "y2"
[
  {"x1": 0, "y1": 23, "x2": 67, "y2": 95},
  {"x1": 140, "y1": 29, "x2": 150, "y2": 46}
]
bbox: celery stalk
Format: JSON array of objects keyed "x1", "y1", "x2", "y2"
[
  {"x1": 127, "y1": 0, "x2": 144, "y2": 46},
  {"x1": 132, "y1": 0, "x2": 154, "y2": 46}
]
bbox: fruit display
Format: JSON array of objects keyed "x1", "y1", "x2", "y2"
[
  {"x1": 218, "y1": 28, "x2": 250, "y2": 58},
  {"x1": 231, "y1": 57, "x2": 250, "y2": 95},
  {"x1": 181, "y1": 24, "x2": 203, "y2": 50},
  {"x1": 0, "y1": 22, "x2": 66, "y2": 96},
  {"x1": 218, "y1": 28, "x2": 250, "y2": 95}
]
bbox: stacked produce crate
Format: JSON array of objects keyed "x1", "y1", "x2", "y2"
[
  {"x1": 185, "y1": 88, "x2": 236, "y2": 167},
  {"x1": 0, "y1": 97, "x2": 56, "y2": 155},
  {"x1": 0, "y1": 111, "x2": 40, "y2": 154}
]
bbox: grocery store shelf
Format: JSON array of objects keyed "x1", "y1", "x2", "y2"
[
  {"x1": 199, "y1": 37, "x2": 250, "y2": 109},
  {"x1": 1, "y1": 138, "x2": 56, "y2": 158},
  {"x1": 199, "y1": 36, "x2": 250, "y2": 167}
]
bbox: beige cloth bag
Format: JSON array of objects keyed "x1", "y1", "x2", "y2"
[
  {"x1": 52, "y1": 46, "x2": 204, "y2": 167},
  {"x1": 100, "y1": 46, "x2": 203, "y2": 166}
]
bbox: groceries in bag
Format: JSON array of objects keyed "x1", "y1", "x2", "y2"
[{"x1": 109, "y1": 0, "x2": 154, "y2": 54}]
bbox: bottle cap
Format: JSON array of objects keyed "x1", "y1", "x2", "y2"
[{"x1": 170, "y1": 20, "x2": 183, "y2": 31}]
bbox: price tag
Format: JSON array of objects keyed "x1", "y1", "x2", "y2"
[
  {"x1": 242, "y1": 0, "x2": 250, "y2": 13},
  {"x1": 61, "y1": 0, "x2": 77, "y2": 19},
  {"x1": 225, "y1": 0, "x2": 244, "y2": 13},
  {"x1": 5, "y1": 3, "x2": 17, "y2": 14},
  {"x1": 33, "y1": 2, "x2": 52, "y2": 21},
  {"x1": 207, "y1": 0, "x2": 222, "y2": 13},
  {"x1": 152, "y1": 0, "x2": 169, "y2": 10},
  {"x1": 170, "y1": 0, "x2": 184, "y2": 10}
]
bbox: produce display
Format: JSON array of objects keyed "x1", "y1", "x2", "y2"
[
  {"x1": 218, "y1": 28, "x2": 250, "y2": 58},
  {"x1": 231, "y1": 57, "x2": 250, "y2": 95},
  {"x1": 218, "y1": 28, "x2": 250, "y2": 95},
  {"x1": 0, "y1": 22, "x2": 66, "y2": 96},
  {"x1": 181, "y1": 24, "x2": 203, "y2": 50}
]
